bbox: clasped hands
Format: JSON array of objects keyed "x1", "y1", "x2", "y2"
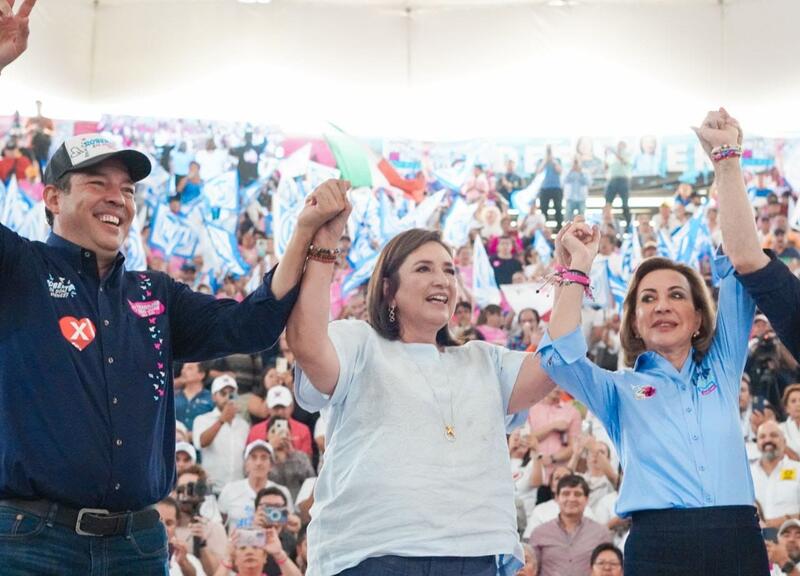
[
  {"x1": 297, "y1": 179, "x2": 353, "y2": 249},
  {"x1": 554, "y1": 220, "x2": 601, "y2": 274}
]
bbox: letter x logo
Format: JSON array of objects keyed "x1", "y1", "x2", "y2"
[{"x1": 58, "y1": 316, "x2": 97, "y2": 351}]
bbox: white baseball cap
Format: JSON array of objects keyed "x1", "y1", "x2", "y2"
[
  {"x1": 267, "y1": 385, "x2": 293, "y2": 408},
  {"x1": 211, "y1": 374, "x2": 238, "y2": 395},
  {"x1": 244, "y1": 439, "x2": 274, "y2": 460},
  {"x1": 175, "y1": 441, "x2": 197, "y2": 463}
]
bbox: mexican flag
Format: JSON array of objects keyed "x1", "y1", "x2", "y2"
[{"x1": 325, "y1": 127, "x2": 426, "y2": 202}]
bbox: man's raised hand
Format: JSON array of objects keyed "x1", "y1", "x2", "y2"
[{"x1": 0, "y1": 0, "x2": 35, "y2": 72}]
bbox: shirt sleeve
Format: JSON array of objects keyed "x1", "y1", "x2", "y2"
[
  {"x1": 168, "y1": 265, "x2": 300, "y2": 362},
  {"x1": 536, "y1": 327, "x2": 620, "y2": 439},
  {"x1": 0, "y1": 222, "x2": 24, "y2": 279},
  {"x1": 709, "y1": 253, "x2": 756, "y2": 386},
  {"x1": 294, "y1": 320, "x2": 372, "y2": 413},
  {"x1": 485, "y1": 344, "x2": 529, "y2": 432},
  {"x1": 736, "y1": 253, "x2": 800, "y2": 361},
  {"x1": 192, "y1": 414, "x2": 213, "y2": 450}
]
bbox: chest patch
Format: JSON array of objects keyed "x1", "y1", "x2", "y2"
[
  {"x1": 128, "y1": 299, "x2": 165, "y2": 318},
  {"x1": 781, "y1": 468, "x2": 797, "y2": 481},
  {"x1": 47, "y1": 275, "x2": 76, "y2": 299},
  {"x1": 58, "y1": 316, "x2": 96, "y2": 351},
  {"x1": 693, "y1": 365, "x2": 718, "y2": 396}
]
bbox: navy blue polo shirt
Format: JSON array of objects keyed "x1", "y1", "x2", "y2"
[{"x1": 0, "y1": 224, "x2": 299, "y2": 512}]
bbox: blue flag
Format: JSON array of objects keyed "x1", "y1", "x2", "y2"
[
  {"x1": 148, "y1": 203, "x2": 199, "y2": 258},
  {"x1": 533, "y1": 229, "x2": 553, "y2": 265},
  {"x1": 204, "y1": 223, "x2": 250, "y2": 277},
  {"x1": 442, "y1": 198, "x2": 478, "y2": 248},
  {"x1": 341, "y1": 251, "x2": 379, "y2": 296}
]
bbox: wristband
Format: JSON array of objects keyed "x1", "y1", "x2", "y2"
[
  {"x1": 307, "y1": 244, "x2": 340, "y2": 264},
  {"x1": 710, "y1": 144, "x2": 742, "y2": 163}
]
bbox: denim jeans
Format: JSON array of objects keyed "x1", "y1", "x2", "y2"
[
  {"x1": 565, "y1": 199, "x2": 586, "y2": 219},
  {"x1": 0, "y1": 502, "x2": 169, "y2": 576},
  {"x1": 337, "y1": 555, "x2": 496, "y2": 576}
]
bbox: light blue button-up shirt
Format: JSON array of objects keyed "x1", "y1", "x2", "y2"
[{"x1": 536, "y1": 255, "x2": 756, "y2": 517}]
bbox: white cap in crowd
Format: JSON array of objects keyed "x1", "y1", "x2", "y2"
[
  {"x1": 211, "y1": 374, "x2": 238, "y2": 395},
  {"x1": 175, "y1": 441, "x2": 197, "y2": 463},
  {"x1": 267, "y1": 385, "x2": 293, "y2": 409},
  {"x1": 244, "y1": 439, "x2": 274, "y2": 460}
]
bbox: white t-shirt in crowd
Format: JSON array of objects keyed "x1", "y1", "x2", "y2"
[
  {"x1": 192, "y1": 409, "x2": 250, "y2": 491},
  {"x1": 750, "y1": 456, "x2": 800, "y2": 520},
  {"x1": 781, "y1": 419, "x2": 800, "y2": 457},
  {"x1": 217, "y1": 478, "x2": 294, "y2": 530},
  {"x1": 592, "y1": 491, "x2": 628, "y2": 550},
  {"x1": 169, "y1": 553, "x2": 206, "y2": 576},
  {"x1": 295, "y1": 320, "x2": 529, "y2": 576}
]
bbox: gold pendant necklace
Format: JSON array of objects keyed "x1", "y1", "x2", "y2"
[{"x1": 403, "y1": 345, "x2": 457, "y2": 442}]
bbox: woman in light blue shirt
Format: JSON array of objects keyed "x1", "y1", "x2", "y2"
[{"x1": 540, "y1": 218, "x2": 769, "y2": 575}]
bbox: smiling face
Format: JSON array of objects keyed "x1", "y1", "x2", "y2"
[
  {"x1": 45, "y1": 159, "x2": 135, "y2": 264},
  {"x1": 757, "y1": 421, "x2": 785, "y2": 461},
  {"x1": 389, "y1": 241, "x2": 458, "y2": 343},
  {"x1": 556, "y1": 482, "x2": 589, "y2": 519},
  {"x1": 634, "y1": 268, "x2": 702, "y2": 358}
]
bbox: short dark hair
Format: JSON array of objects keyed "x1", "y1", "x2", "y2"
[
  {"x1": 177, "y1": 464, "x2": 208, "y2": 484},
  {"x1": 556, "y1": 474, "x2": 590, "y2": 497},
  {"x1": 45, "y1": 173, "x2": 73, "y2": 227},
  {"x1": 590, "y1": 543, "x2": 623, "y2": 566},
  {"x1": 255, "y1": 486, "x2": 288, "y2": 509}
]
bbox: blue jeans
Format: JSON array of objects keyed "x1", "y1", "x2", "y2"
[
  {"x1": 337, "y1": 555, "x2": 496, "y2": 576},
  {"x1": 0, "y1": 502, "x2": 168, "y2": 575},
  {"x1": 565, "y1": 199, "x2": 586, "y2": 219}
]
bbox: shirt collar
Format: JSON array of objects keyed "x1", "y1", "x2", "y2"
[
  {"x1": 46, "y1": 232, "x2": 126, "y2": 278},
  {"x1": 632, "y1": 348, "x2": 696, "y2": 378}
]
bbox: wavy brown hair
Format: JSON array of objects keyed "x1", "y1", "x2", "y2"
[
  {"x1": 366, "y1": 228, "x2": 460, "y2": 347},
  {"x1": 620, "y1": 257, "x2": 716, "y2": 367}
]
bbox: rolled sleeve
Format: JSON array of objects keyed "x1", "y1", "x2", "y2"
[
  {"x1": 536, "y1": 327, "x2": 619, "y2": 435},
  {"x1": 736, "y1": 254, "x2": 800, "y2": 361}
]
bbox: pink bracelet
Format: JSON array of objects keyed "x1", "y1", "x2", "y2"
[
  {"x1": 710, "y1": 144, "x2": 742, "y2": 163},
  {"x1": 537, "y1": 265, "x2": 594, "y2": 300}
]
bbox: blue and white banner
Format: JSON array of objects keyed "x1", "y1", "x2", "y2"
[
  {"x1": 533, "y1": 229, "x2": 553, "y2": 265},
  {"x1": 510, "y1": 171, "x2": 545, "y2": 213},
  {"x1": 273, "y1": 146, "x2": 340, "y2": 258},
  {"x1": 0, "y1": 177, "x2": 35, "y2": 234},
  {"x1": 442, "y1": 197, "x2": 479, "y2": 248},
  {"x1": 148, "y1": 203, "x2": 199, "y2": 259},
  {"x1": 204, "y1": 223, "x2": 251, "y2": 278},
  {"x1": 472, "y1": 234, "x2": 502, "y2": 308},
  {"x1": 124, "y1": 212, "x2": 148, "y2": 271},
  {"x1": 341, "y1": 251, "x2": 379, "y2": 296}
]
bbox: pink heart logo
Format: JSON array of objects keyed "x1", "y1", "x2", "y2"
[
  {"x1": 146, "y1": 291, "x2": 152, "y2": 297},
  {"x1": 149, "y1": 317, "x2": 157, "y2": 325}
]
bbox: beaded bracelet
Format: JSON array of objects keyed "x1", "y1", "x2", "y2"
[
  {"x1": 710, "y1": 144, "x2": 742, "y2": 163},
  {"x1": 307, "y1": 244, "x2": 340, "y2": 264}
]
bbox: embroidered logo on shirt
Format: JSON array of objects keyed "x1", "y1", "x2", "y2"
[
  {"x1": 693, "y1": 365, "x2": 718, "y2": 396},
  {"x1": 781, "y1": 468, "x2": 797, "y2": 481},
  {"x1": 47, "y1": 275, "x2": 76, "y2": 299},
  {"x1": 633, "y1": 385, "x2": 657, "y2": 399},
  {"x1": 58, "y1": 316, "x2": 96, "y2": 351},
  {"x1": 128, "y1": 299, "x2": 165, "y2": 318}
]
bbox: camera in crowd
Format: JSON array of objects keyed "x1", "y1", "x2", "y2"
[
  {"x1": 176, "y1": 479, "x2": 208, "y2": 517},
  {"x1": 750, "y1": 334, "x2": 780, "y2": 400},
  {"x1": 262, "y1": 506, "x2": 288, "y2": 526}
]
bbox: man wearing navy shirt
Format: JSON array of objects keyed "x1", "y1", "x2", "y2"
[{"x1": 0, "y1": 5, "x2": 352, "y2": 572}]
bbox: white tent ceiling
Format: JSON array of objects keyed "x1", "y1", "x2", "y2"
[{"x1": 1, "y1": 0, "x2": 797, "y2": 139}]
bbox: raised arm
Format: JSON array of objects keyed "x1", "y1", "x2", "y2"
[
  {"x1": 693, "y1": 108, "x2": 769, "y2": 274},
  {"x1": 285, "y1": 180, "x2": 351, "y2": 396},
  {"x1": 506, "y1": 223, "x2": 600, "y2": 413},
  {"x1": 0, "y1": 0, "x2": 36, "y2": 73}
]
